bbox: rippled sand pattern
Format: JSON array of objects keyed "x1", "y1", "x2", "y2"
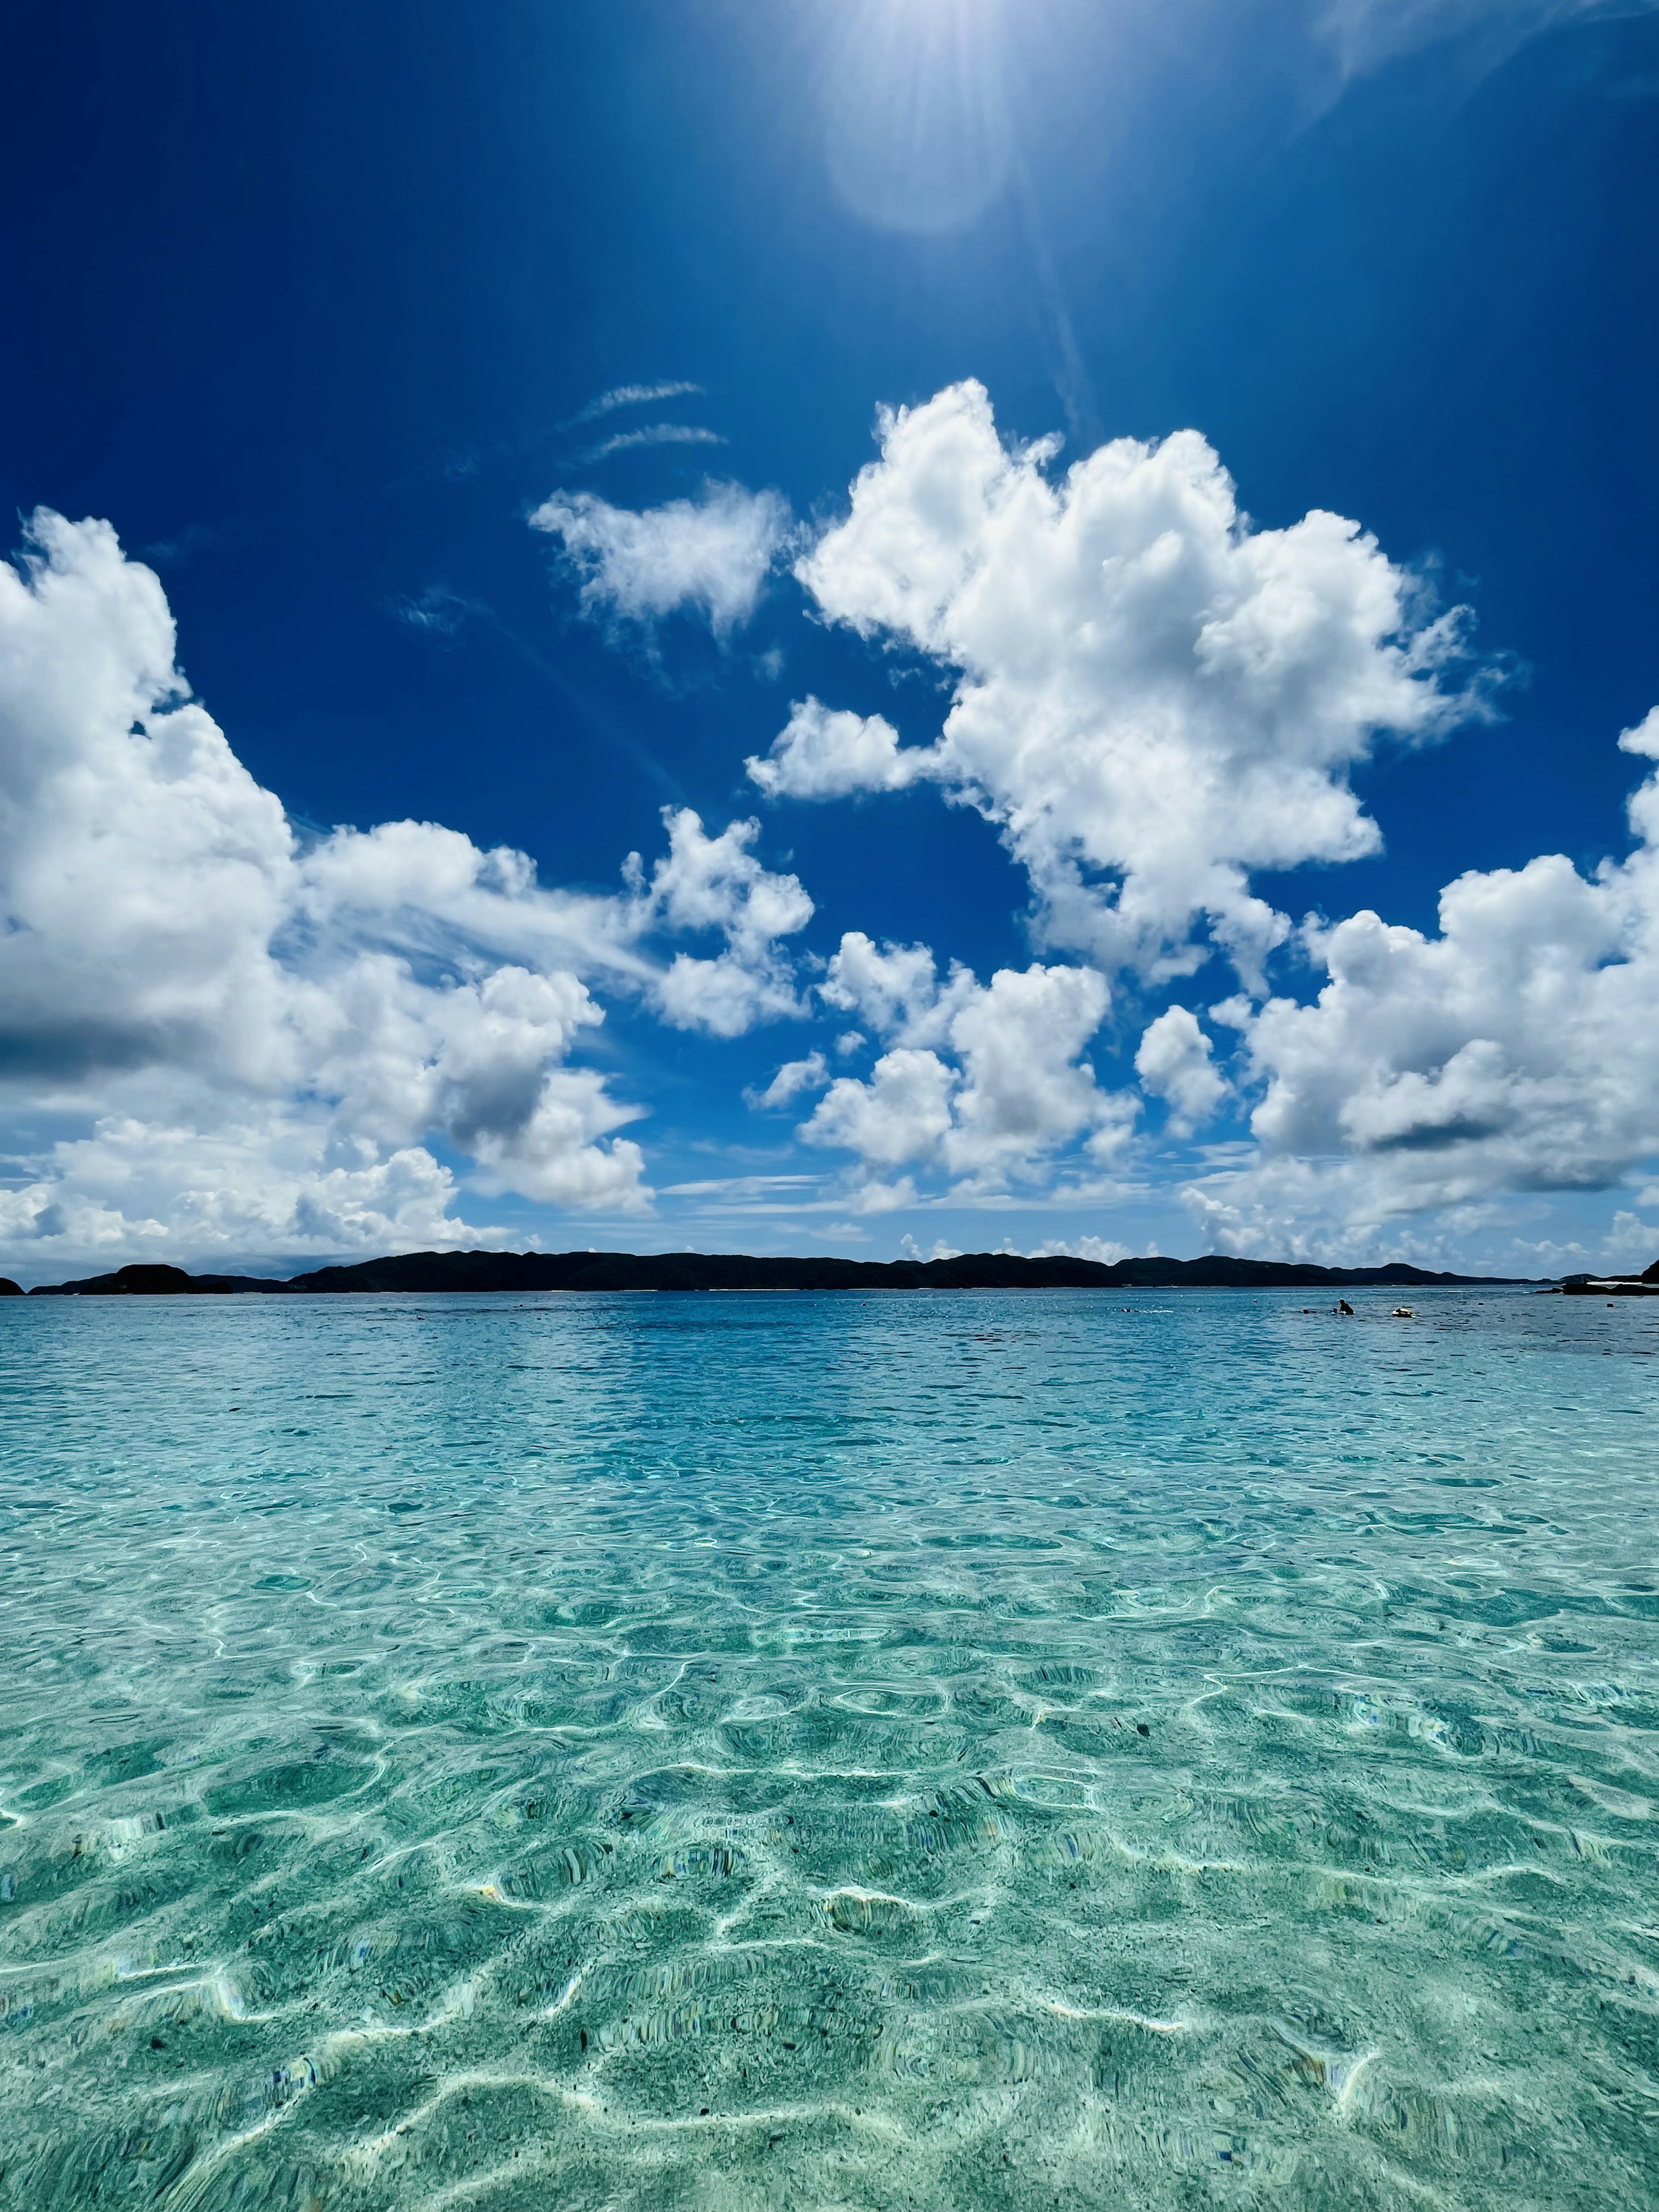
[{"x1": 2, "y1": 1290, "x2": 1657, "y2": 2210}]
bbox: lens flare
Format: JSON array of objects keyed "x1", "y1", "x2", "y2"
[{"x1": 822, "y1": 0, "x2": 1013, "y2": 236}]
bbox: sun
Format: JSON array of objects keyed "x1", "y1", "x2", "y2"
[{"x1": 820, "y1": 0, "x2": 1015, "y2": 235}]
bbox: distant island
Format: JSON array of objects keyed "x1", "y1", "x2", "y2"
[{"x1": 8, "y1": 1248, "x2": 1594, "y2": 1296}]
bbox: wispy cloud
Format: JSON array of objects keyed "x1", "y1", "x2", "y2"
[
  {"x1": 531, "y1": 480, "x2": 790, "y2": 640},
  {"x1": 568, "y1": 380, "x2": 705, "y2": 427},
  {"x1": 1314, "y1": 0, "x2": 1655, "y2": 86},
  {"x1": 138, "y1": 519, "x2": 249, "y2": 567},
  {"x1": 661, "y1": 1174, "x2": 820, "y2": 1198},
  {"x1": 388, "y1": 584, "x2": 479, "y2": 637},
  {"x1": 581, "y1": 423, "x2": 727, "y2": 464}
]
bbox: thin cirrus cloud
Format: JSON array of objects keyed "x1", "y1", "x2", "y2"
[
  {"x1": 579, "y1": 424, "x2": 726, "y2": 464},
  {"x1": 564, "y1": 379, "x2": 705, "y2": 427},
  {"x1": 1315, "y1": 0, "x2": 1658, "y2": 79},
  {"x1": 0, "y1": 510, "x2": 816, "y2": 1270},
  {"x1": 388, "y1": 583, "x2": 478, "y2": 636}
]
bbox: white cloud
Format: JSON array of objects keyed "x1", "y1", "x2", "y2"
[
  {"x1": 746, "y1": 696, "x2": 932, "y2": 800},
  {"x1": 0, "y1": 512, "x2": 815, "y2": 1272},
  {"x1": 530, "y1": 480, "x2": 791, "y2": 639},
  {"x1": 801, "y1": 931, "x2": 1133, "y2": 1193},
  {"x1": 1622, "y1": 702, "x2": 1659, "y2": 763},
  {"x1": 747, "y1": 1051, "x2": 830, "y2": 1110},
  {"x1": 806, "y1": 1048, "x2": 960, "y2": 1172},
  {"x1": 944, "y1": 962, "x2": 1122, "y2": 1184},
  {"x1": 1603, "y1": 1209, "x2": 1659, "y2": 1270},
  {"x1": 297, "y1": 959, "x2": 646, "y2": 1207},
  {"x1": 842, "y1": 1175, "x2": 921, "y2": 1216},
  {"x1": 774, "y1": 385, "x2": 1656, "y2": 1262},
  {"x1": 820, "y1": 931, "x2": 976, "y2": 1047},
  {"x1": 25, "y1": 387, "x2": 1656, "y2": 1278},
  {"x1": 625, "y1": 809, "x2": 813, "y2": 1038},
  {"x1": 567, "y1": 380, "x2": 704, "y2": 426},
  {"x1": 0, "y1": 1114, "x2": 491, "y2": 1267},
  {"x1": 795, "y1": 381, "x2": 1491, "y2": 987},
  {"x1": 1028, "y1": 1235, "x2": 1133, "y2": 1265},
  {"x1": 391, "y1": 585, "x2": 474, "y2": 636},
  {"x1": 581, "y1": 425, "x2": 726, "y2": 465},
  {"x1": 1135, "y1": 1005, "x2": 1229, "y2": 1134},
  {"x1": 1178, "y1": 711, "x2": 1659, "y2": 1256},
  {"x1": 1315, "y1": 0, "x2": 1651, "y2": 80},
  {"x1": 658, "y1": 1173, "x2": 818, "y2": 1202},
  {"x1": 899, "y1": 1234, "x2": 963, "y2": 1262}
]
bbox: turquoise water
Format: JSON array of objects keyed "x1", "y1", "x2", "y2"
[{"x1": 1, "y1": 1290, "x2": 1656, "y2": 2211}]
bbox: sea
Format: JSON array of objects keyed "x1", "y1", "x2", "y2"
[{"x1": 1, "y1": 1287, "x2": 1656, "y2": 2210}]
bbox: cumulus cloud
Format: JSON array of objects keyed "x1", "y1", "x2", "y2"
[
  {"x1": 296, "y1": 958, "x2": 645, "y2": 1207},
  {"x1": 530, "y1": 480, "x2": 791, "y2": 639},
  {"x1": 819, "y1": 931, "x2": 969, "y2": 1045},
  {"x1": 794, "y1": 381, "x2": 1492, "y2": 986},
  {"x1": 747, "y1": 1051, "x2": 830, "y2": 1110},
  {"x1": 0, "y1": 512, "x2": 811, "y2": 1271},
  {"x1": 944, "y1": 963, "x2": 1125, "y2": 1183},
  {"x1": 1135, "y1": 1005, "x2": 1229, "y2": 1135},
  {"x1": 899, "y1": 1234, "x2": 964, "y2": 1262},
  {"x1": 624, "y1": 810, "x2": 813, "y2": 1038},
  {"x1": 800, "y1": 931, "x2": 1133, "y2": 1194},
  {"x1": 1179, "y1": 709, "x2": 1659, "y2": 1255},
  {"x1": 806, "y1": 1049, "x2": 960, "y2": 1173},
  {"x1": 1028, "y1": 1235, "x2": 1133, "y2": 1265},
  {"x1": 773, "y1": 382, "x2": 1655, "y2": 1258},
  {"x1": 1603, "y1": 1208, "x2": 1659, "y2": 1269},
  {"x1": 746, "y1": 696, "x2": 933, "y2": 801},
  {"x1": 0, "y1": 1116, "x2": 491, "y2": 1265}
]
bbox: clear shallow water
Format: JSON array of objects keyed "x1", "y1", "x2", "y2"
[{"x1": 1, "y1": 1290, "x2": 1656, "y2": 2212}]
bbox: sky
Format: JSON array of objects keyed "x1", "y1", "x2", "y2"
[{"x1": 2, "y1": 0, "x2": 1657, "y2": 1283}]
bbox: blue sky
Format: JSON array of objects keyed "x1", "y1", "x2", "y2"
[{"x1": 2, "y1": 0, "x2": 1656, "y2": 1280}]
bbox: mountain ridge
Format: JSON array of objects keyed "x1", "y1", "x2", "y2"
[{"x1": 22, "y1": 1249, "x2": 1561, "y2": 1296}]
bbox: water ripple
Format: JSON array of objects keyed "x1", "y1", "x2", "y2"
[{"x1": 1, "y1": 1288, "x2": 1656, "y2": 2208}]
